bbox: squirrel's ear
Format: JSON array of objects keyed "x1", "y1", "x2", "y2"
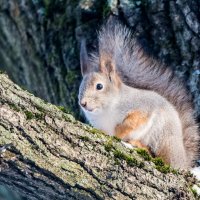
[
  {"x1": 99, "y1": 52, "x2": 121, "y2": 87},
  {"x1": 80, "y1": 39, "x2": 90, "y2": 76},
  {"x1": 99, "y1": 52, "x2": 116, "y2": 77}
]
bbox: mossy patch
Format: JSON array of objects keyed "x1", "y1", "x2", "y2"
[
  {"x1": 35, "y1": 113, "x2": 45, "y2": 120},
  {"x1": 112, "y1": 136, "x2": 121, "y2": 142},
  {"x1": 89, "y1": 128, "x2": 104, "y2": 135},
  {"x1": 135, "y1": 148, "x2": 151, "y2": 161},
  {"x1": 171, "y1": 169, "x2": 179, "y2": 175},
  {"x1": 24, "y1": 111, "x2": 34, "y2": 120},
  {"x1": 152, "y1": 157, "x2": 165, "y2": 166},
  {"x1": 104, "y1": 139, "x2": 143, "y2": 167},
  {"x1": 134, "y1": 148, "x2": 178, "y2": 174},
  {"x1": 190, "y1": 187, "x2": 198, "y2": 198},
  {"x1": 8, "y1": 103, "x2": 44, "y2": 120},
  {"x1": 113, "y1": 149, "x2": 138, "y2": 167},
  {"x1": 63, "y1": 115, "x2": 73, "y2": 123},
  {"x1": 84, "y1": 124, "x2": 177, "y2": 174},
  {"x1": 24, "y1": 110, "x2": 44, "y2": 120},
  {"x1": 152, "y1": 157, "x2": 171, "y2": 174},
  {"x1": 104, "y1": 140, "x2": 114, "y2": 152},
  {"x1": 79, "y1": 135, "x2": 90, "y2": 142},
  {"x1": 58, "y1": 106, "x2": 71, "y2": 114},
  {"x1": 35, "y1": 105, "x2": 45, "y2": 113},
  {"x1": 9, "y1": 103, "x2": 20, "y2": 112}
]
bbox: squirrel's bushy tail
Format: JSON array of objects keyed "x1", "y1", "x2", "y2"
[{"x1": 95, "y1": 20, "x2": 199, "y2": 166}]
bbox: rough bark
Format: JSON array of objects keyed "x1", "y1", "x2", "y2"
[
  {"x1": 0, "y1": 0, "x2": 200, "y2": 121},
  {"x1": 0, "y1": 74, "x2": 198, "y2": 199}
]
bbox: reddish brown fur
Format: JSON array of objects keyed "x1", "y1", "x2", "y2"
[
  {"x1": 115, "y1": 111, "x2": 150, "y2": 153},
  {"x1": 115, "y1": 110, "x2": 150, "y2": 153},
  {"x1": 115, "y1": 111, "x2": 148, "y2": 139},
  {"x1": 115, "y1": 110, "x2": 148, "y2": 139}
]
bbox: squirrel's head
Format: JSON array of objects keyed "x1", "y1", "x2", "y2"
[{"x1": 78, "y1": 40, "x2": 122, "y2": 114}]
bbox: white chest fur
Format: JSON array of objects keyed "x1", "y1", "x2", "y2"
[{"x1": 84, "y1": 109, "x2": 121, "y2": 136}]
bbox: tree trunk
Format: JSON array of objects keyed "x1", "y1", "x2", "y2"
[
  {"x1": 0, "y1": 74, "x2": 197, "y2": 199},
  {"x1": 0, "y1": 0, "x2": 200, "y2": 121}
]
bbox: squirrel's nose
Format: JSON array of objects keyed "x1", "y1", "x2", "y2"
[{"x1": 80, "y1": 100, "x2": 87, "y2": 108}]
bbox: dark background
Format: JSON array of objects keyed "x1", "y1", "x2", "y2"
[{"x1": 0, "y1": 0, "x2": 199, "y2": 122}]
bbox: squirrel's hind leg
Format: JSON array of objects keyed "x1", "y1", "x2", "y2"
[{"x1": 156, "y1": 135, "x2": 189, "y2": 169}]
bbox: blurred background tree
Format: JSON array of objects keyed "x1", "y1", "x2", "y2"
[{"x1": 0, "y1": 0, "x2": 199, "y2": 121}]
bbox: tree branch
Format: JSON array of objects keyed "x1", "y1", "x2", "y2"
[{"x1": 0, "y1": 74, "x2": 197, "y2": 199}]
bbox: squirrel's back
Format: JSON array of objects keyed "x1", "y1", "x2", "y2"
[{"x1": 90, "y1": 20, "x2": 199, "y2": 166}]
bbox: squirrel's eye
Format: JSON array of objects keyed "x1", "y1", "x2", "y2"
[{"x1": 96, "y1": 83, "x2": 103, "y2": 90}]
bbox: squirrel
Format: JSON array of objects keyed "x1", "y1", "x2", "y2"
[{"x1": 78, "y1": 20, "x2": 199, "y2": 170}]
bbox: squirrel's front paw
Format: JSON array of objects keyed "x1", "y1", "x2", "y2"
[{"x1": 121, "y1": 141, "x2": 133, "y2": 149}]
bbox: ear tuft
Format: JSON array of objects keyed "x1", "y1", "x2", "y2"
[
  {"x1": 80, "y1": 39, "x2": 89, "y2": 76},
  {"x1": 99, "y1": 52, "x2": 115, "y2": 76},
  {"x1": 99, "y1": 50, "x2": 122, "y2": 87}
]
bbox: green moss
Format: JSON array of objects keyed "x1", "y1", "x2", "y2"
[
  {"x1": 155, "y1": 164, "x2": 171, "y2": 174},
  {"x1": 24, "y1": 111, "x2": 34, "y2": 120},
  {"x1": 9, "y1": 103, "x2": 20, "y2": 112},
  {"x1": 113, "y1": 150, "x2": 138, "y2": 167},
  {"x1": 152, "y1": 157, "x2": 171, "y2": 174},
  {"x1": 58, "y1": 106, "x2": 66, "y2": 112},
  {"x1": 149, "y1": 156, "x2": 178, "y2": 174},
  {"x1": 89, "y1": 128, "x2": 104, "y2": 135},
  {"x1": 152, "y1": 157, "x2": 165, "y2": 166},
  {"x1": 35, "y1": 113, "x2": 45, "y2": 120},
  {"x1": 79, "y1": 136, "x2": 90, "y2": 142},
  {"x1": 35, "y1": 105, "x2": 45, "y2": 113},
  {"x1": 139, "y1": 161, "x2": 145, "y2": 168},
  {"x1": 135, "y1": 149, "x2": 178, "y2": 174},
  {"x1": 114, "y1": 159, "x2": 120, "y2": 165},
  {"x1": 23, "y1": 109, "x2": 44, "y2": 120},
  {"x1": 58, "y1": 106, "x2": 71, "y2": 114},
  {"x1": 171, "y1": 169, "x2": 179, "y2": 175},
  {"x1": 61, "y1": 113, "x2": 76, "y2": 124},
  {"x1": 84, "y1": 124, "x2": 177, "y2": 173},
  {"x1": 104, "y1": 141, "x2": 113, "y2": 152},
  {"x1": 190, "y1": 187, "x2": 198, "y2": 198},
  {"x1": 113, "y1": 150, "x2": 125, "y2": 159},
  {"x1": 63, "y1": 115, "x2": 73, "y2": 123},
  {"x1": 136, "y1": 148, "x2": 151, "y2": 161},
  {"x1": 126, "y1": 156, "x2": 138, "y2": 167},
  {"x1": 112, "y1": 136, "x2": 121, "y2": 142}
]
